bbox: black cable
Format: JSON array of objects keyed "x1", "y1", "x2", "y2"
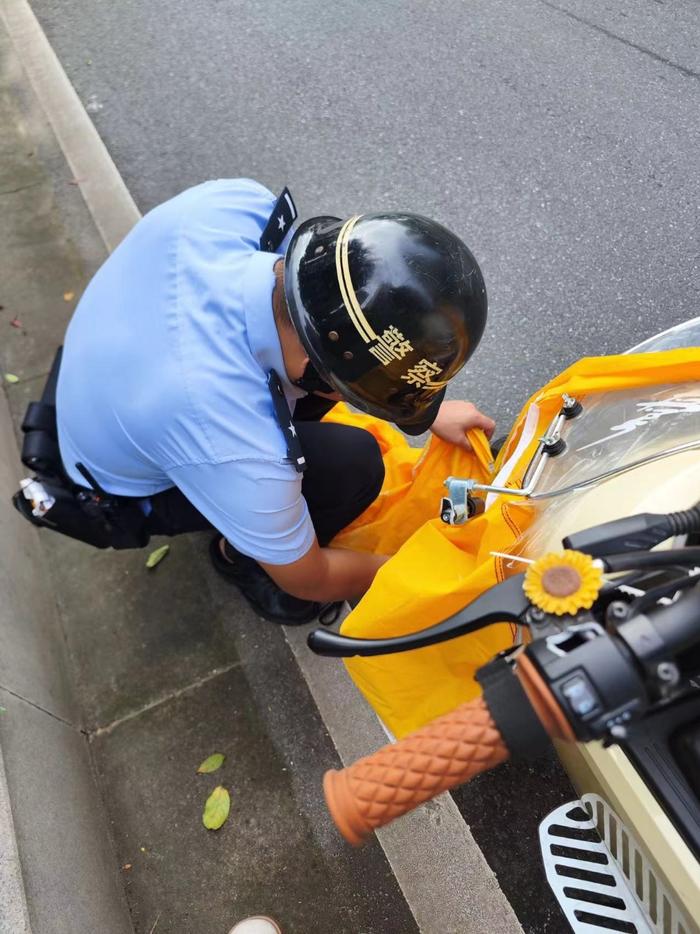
[
  {"x1": 628, "y1": 573, "x2": 699, "y2": 615},
  {"x1": 603, "y1": 548, "x2": 700, "y2": 574},
  {"x1": 667, "y1": 500, "x2": 700, "y2": 537},
  {"x1": 601, "y1": 570, "x2": 647, "y2": 593},
  {"x1": 566, "y1": 500, "x2": 700, "y2": 557}
]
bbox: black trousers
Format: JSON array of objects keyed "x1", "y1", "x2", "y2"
[{"x1": 144, "y1": 397, "x2": 385, "y2": 550}]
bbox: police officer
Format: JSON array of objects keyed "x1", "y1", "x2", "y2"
[{"x1": 56, "y1": 179, "x2": 494, "y2": 624}]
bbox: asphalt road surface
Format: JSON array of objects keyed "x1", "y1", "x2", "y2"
[
  {"x1": 27, "y1": 1, "x2": 700, "y2": 931},
  {"x1": 30, "y1": 0, "x2": 700, "y2": 430}
]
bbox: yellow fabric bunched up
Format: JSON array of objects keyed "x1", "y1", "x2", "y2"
[{"x1": 325, "y1": 349, "x2": 700, "y2": 739}]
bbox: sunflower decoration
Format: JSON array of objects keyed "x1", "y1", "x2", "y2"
[{"x1": 523, "y1": 550, "x2": 603, "y2": 616}]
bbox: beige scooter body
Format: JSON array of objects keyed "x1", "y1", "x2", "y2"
[{"x1": 517, "y1": 317, "x2": 700, "y2": 932}]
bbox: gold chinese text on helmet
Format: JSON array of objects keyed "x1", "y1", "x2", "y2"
[{"x1": 284, "y1": 212, "x2": 487, "y2": 434}]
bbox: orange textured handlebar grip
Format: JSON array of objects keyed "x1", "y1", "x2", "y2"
[{"x1": 324, "y1": 696, "x2": 509, "y2": 845}]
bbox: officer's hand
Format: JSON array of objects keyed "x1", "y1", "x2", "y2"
[{"x1": 429, "y1": 400, "x2": 495, "y2": 451}]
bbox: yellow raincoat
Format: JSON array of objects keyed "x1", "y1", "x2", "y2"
[{"x1": 325, "y1": 349, "x2": 700, "y2": 738}]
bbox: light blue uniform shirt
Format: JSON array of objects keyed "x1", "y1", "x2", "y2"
[{"x1": 57, "y1": 179, "x2": 315, "y2": 565}]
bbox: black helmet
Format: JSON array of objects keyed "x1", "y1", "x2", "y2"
[{"x1": 284, "y1": 213, "x2": 487, "y2": 434}]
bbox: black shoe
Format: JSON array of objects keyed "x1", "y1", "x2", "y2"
[{"x1": 209, "y1": 536, "x2": 341, "y2": 626}]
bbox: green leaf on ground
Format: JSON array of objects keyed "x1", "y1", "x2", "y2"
[
  {"x1": 4, "y1": 373, "x2": 19, "y2": 384},
  {"x1": 197, "y1": 753, "x2": 225, "y2": 774},
  {"x1": 145, "y1": 544, "x2": 170, "y2": 569},
  {"x1": 203, "y1": 786, "x2": 230, "y2": 830}
]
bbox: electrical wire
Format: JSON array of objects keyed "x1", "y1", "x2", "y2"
[
  {"x1": 627, "y1": 573, "x2": 700, "y2": 616},
  {"x1": 602, "y1": 548, "x2": 700, "y2": 574}
]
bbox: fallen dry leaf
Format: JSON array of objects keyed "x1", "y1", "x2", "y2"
[
  {"x1": 145, "y1": 544, "x2": 170, "y2": 569},
  {"x1": 203, "y1": 786, "x2": 230, "y2": 830},
  {"x1": 63, "y1": 291, "x2": 75, "y2": 302},
  {"x1": 122, "y1": 863, "x2": 132, "y2": 871},
  {"x1": 197, "y1": 753, "x2": 225, "y2": 774},
  {"x1": 4, "y1": 373, "x2": 19, "y2": 384}
]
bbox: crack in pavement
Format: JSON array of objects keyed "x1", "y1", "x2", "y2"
[
  {"x1": 0, "y1": 682, "x2": 82, "y2": 730},
  {"x1": 540, "y1": 0, "x2": 700, "y2": 81},
  {"x1": 87, "y1": 660, "x2": 244, "y2": 739},
  {"x1": 0, "y1": 180, "x2": 42, "y2": 196}
]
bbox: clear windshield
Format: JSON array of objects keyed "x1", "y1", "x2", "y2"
[
  {"x1": 626, "y1": 316, "x2": 700, "y2": 354},
  {"x1": 515, "y1": 381, "x2": 700, "y2": 559},
  {"x1": 537, "y1": 382, "x2": 700, "y2": 490}
]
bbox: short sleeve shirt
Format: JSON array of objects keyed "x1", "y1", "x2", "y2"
[{"x1": 56, "y1": 179, "x2": 315, "y2": 565}]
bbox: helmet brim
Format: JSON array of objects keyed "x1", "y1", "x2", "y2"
[
  {"x1": 317, "y1": 372, "x2": 446, "y2": 436},
  {"x1": 392, "y1": 386, "x2": 446, "y2": 435}
]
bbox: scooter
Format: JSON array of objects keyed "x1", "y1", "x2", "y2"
[{"x1": 309, "y1": 317, "x2": 700, "y2": 934}]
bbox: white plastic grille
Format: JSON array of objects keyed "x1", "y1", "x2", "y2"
[
  {"x1": 540, "y1": 796, "x2": 691, "y2": 934},
  {"x1": 582, "y1": 793, "x2": 691, "y2": 934}
]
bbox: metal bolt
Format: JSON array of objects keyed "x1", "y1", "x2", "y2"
[
  {"x1": 609, "y1": 724, "x2": 628, "y2": 741},
  {"x1": 328, "y1": 330, "x2": 339, "y2": 341},
  {"x1": 561, "y1": 393, "x2": 583, "y2": 419},
  {"x1": 527, "y1": 606, "x2": 546, "y2": 623},
  {"x1": 607, "y1": 601, "x2": 628, "y2": 622},
  {"x1": 343, "y1": 350, "x2": 353, "y2": 360},
  {"x1": 656, "y1": 661, "x2": 680, "y2": 685}
]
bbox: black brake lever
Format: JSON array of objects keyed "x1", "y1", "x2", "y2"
[{"x1": 307, "y1": 573, "x2": 529, "y2": 658}]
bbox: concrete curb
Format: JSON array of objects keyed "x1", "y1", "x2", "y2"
[
  {"x1": 0, "y1": 385, "x2": 133, "y2": 934},
  {"x1": 0, "y1": 11, "x2": 135, "y2": 933},
  {"x1": 0, "y1": 0, "x2": 139, "y2": 254},
  {"x1": 0, "y1": 3, "x2": 522, "y2": 930},
  {"x1": 286, "y1": 626, "x2": 523, "y2": 934},
  {"x1": 0, "y1": 744, "x2": 32, "y2": 934}
]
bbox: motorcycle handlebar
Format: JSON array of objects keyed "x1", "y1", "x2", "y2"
[
  {"x1": 645, "y1": 586, "x2": 700, "y2": 657},
  {"x1": 323, "y1": 695, "x2": 509, "y2": 846},
  {"x1": 324, "y1": 654, "x2": 571, "y2": 845},
  {"x1": 322, "y1": 564, "x2": 700, "y2": 844}
]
